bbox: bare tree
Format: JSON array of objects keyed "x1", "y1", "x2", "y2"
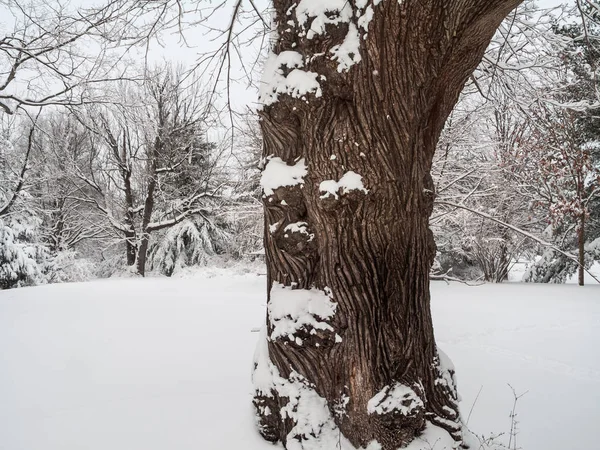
[
  {"x1": 31, "y1": 114, "x2": 110, "y2": 251},
  {"x1": 0, "y1": 0, "x2": 190, "y2": 114},
  {"x1": 68, "y1": 69, "x2": 223, "y2": 275}
]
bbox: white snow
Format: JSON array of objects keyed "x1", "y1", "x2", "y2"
[
  {"x1": 319, "y1": 171, "x2": 369, "y2": 199},
  {"x1": 259, "y1": 52, "x2": 322, "y2": 106},
  {"x1": 367, "y1": 383, "x2": 424, "y2": 416},
  {"x1": 283, "y1": 222, "x2": 314, "y2": 241},
  {"x1": 260, "y1": 157, "x2": 307, "y2": 196},
  {"x1": 0, "y1": 276, "x2": 599, "y2": 450},
  {"x1": 330, "y1": 23, "x2": 362, "y2": 72},
  {"x1": 269, "y1": 221, "x2": 281, "y2": 234},
  {"x1": 268, "y1": 282, "x2": 337, "y2": 342},
  {"x1": 357, "y1": 6, "x2": 374, "y2": 31},
  {"x1": 295, "y1": 0, "x2": 353, "y2": 39}
]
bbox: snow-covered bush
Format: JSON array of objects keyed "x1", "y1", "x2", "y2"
[
  {"x1": 524, "y1": 238, "x2": 600, "y2": 283},
  {"x1": 0, "y1": 219, "x2": 46, "y2": 289},
  {"x1": 523, "y1": 251, "x2": 574, "y2": 284},
  {"x1": 147, "y1": 216, "x2": 230, "y2": 276},
  {"x1": 94, "y1": 250, "x2": 132, "y2": 279},
  {"x1": 434, "y1": 245, "x2": 483, "y2": 281},
  {"x1": 44, "y1": 250, "x2": 95, "y2": 284}
]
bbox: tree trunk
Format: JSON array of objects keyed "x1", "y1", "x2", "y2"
[
  {"x1": 125, "y1": 231, "x2": 137, "y2": 266},
  {"x1": 136, "y1": 136, "x2": 159, "y2": 276},
  {"x1": 578, "y1": 212, "x2": 585, "y2": 286},
  {"x1": 253, "y1": 1, "x2": 522, "y2": 449},
  {"x1": 116, "y1": 130, "x2": 137, "y2": 267},
  {"x1": 136, "y1": 233, "x2": 150, "y2": 276}
]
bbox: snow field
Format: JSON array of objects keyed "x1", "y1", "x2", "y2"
[{"x1": 0, "y1": 276, "x2": 598, "y2": 450}]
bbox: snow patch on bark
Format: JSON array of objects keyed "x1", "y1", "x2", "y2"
[
  {"x1": 269, "y1": 220, "x2": 282, "y2": 234},
  {"x1": 319, "y1": 171, "x2": 369, "y2": 199},
  {"x1": 268, "y1": 283, "x2": 337, "y2": 342},
  {"x1": 252, "y1": 327, "x2": 276, "y2": 398},
  {"x1": 435, "y1": 347, "x2": 461, "y2": 401},
  {"x1": 262, "y1": 0, "x2": 387, "y2": 105},
  {"x1": 357, "y1": 6, "x2": 374, "y2": 31},
  {"x1": 259, "y1": 51, "x2": 322, "y2": 107},
  {"x1": 252, "y1": 330, "x2": 347, "y2": 449},
  {"x1": 333, "y1": 393, "x2": 350, "y2": 418},
  {"x1": 367, "y1": 383, "x2": 424, "y2": 416},
  {"x1": 295, "y1": 0, "x2": 353, "y2": 39},
  {"x1": 261, "y1": 157, "x2": 308, "y2": 197},
  {"x1": 330, "y1": 23, "x2": 361, "y2": 72},
  {"x1": 284, "y1": 222, "x2": 314, "y2": 241}
]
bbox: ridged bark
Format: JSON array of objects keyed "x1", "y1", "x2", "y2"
[{"x1": 254, "y1": 1, "x2": 523, "y2": 449}]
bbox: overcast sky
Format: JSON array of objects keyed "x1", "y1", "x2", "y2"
[{"x1": 539, "y1": 0, "x2": 570, "y2": 6}]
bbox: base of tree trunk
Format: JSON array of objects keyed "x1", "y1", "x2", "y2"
[{"x1": 252, "y1": 328, "x2": 462, "y2": 450}]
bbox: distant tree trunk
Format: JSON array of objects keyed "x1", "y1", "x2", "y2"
[
  {"x1": 135, "y1": 136, "x2": 159, "y2": 276},
  {"x1": 125, "y1": 232, "x2": 137, "y2": 266},
  {"x1": 253, "y1": 1, "x2": 523, "y2": 449},
  {"x1": 578, "y1": 212, "x2": 585, "y2": 286},
  {"x1": 498, "y1": 239, "x2": 511, "y2": 282},
  {"x1": 136, "y1": 234, "x2": 150, "y2": 276},
  {"x1": 110, "y1": 129, "x2": 138, "y2": 267}
]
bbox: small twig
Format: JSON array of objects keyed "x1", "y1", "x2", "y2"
[{"x1": 466, "y1": 385, "x2": 484, "y2": 426}]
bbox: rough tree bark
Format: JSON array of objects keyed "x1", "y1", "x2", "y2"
[{"x1": 253, "y1": 1, "x2": 523, "y2": 449}]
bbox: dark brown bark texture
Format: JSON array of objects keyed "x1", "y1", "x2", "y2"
[{"x1": 254, "y1": 1, "x2": 522, "y2": 449}]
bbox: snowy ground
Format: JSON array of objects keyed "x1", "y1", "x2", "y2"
[{"x1": 0, "y1": 275, "x2": 599, "y2": 450}]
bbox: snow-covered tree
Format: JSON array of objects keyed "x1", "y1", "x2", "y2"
[
  {"x1": 0, "y1": 214, "x2": 46, "y2": 289},
  {"x1": 147, "y1": 215, "x2": 230, "y2": 276},
  {"x1": 66, "y1": 67, "x2": 225, "y2": 276},
  {"x1": 0, "y1": 117, "x2": 48, "y2": 288}
]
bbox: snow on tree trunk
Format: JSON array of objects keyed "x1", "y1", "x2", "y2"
[{"x1": 253, "y1": 1, "x2": 523, "y2": 449}]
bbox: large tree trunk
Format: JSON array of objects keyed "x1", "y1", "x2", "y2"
[{"x1": 253, "y1": 1, "x2": 522, "y2": 449}]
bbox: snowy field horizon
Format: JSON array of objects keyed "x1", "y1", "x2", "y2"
[{"x1": 1, "y1": 271, "x2": 598, "y2": 450}]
